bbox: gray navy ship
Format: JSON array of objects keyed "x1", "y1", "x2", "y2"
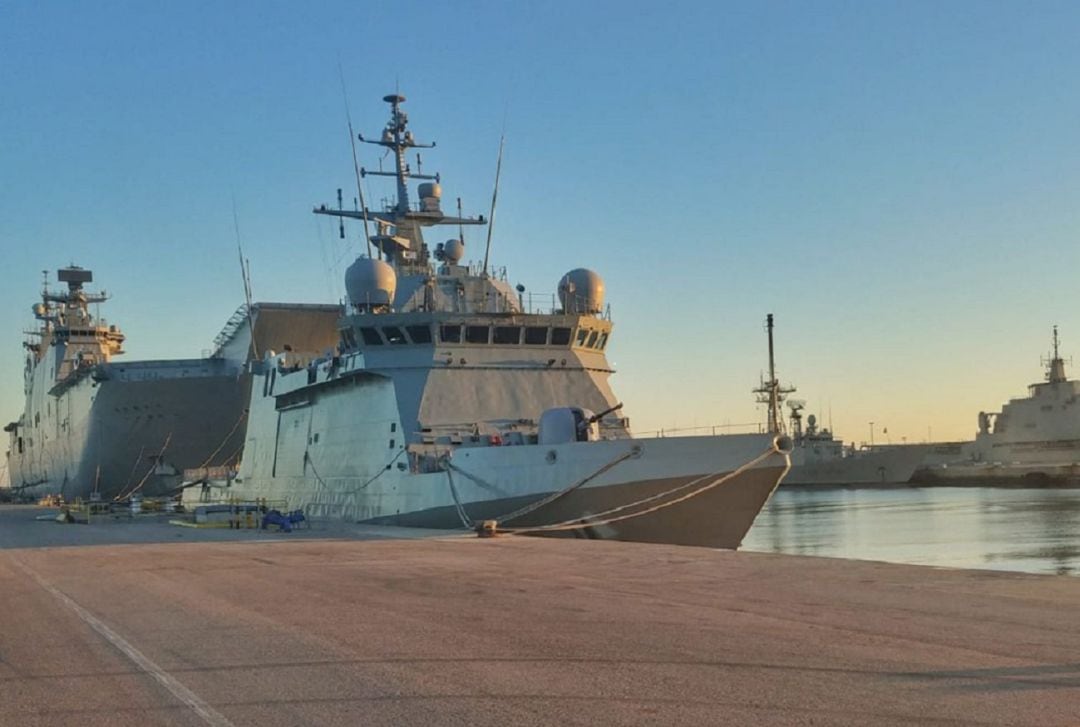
[
  {"x1": 4, "y1": 267, "x2": 250, "y2": 500},
  {"x1": 752, "y1": 324, "x2": 927, "y2": 486},
  {"x1": 187, "y1": 94, "x2": 792, "y2": 548},
  {"x1": 917, "y1": 327, "x2": 1080, "y2": 484}
]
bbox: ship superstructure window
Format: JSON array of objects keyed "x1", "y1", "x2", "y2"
[
  {"x1": 406, "y1": 325, "x2": 432, "y2": 344},
  {"x1": 551, "y1": 327, "x2": 572, "y2": 346},
  {"x1": 359, "y1": 327, "x2": 383, "y2": 346},
  {"x1": 382, "y1": 326, "x2": 407, "y2": 345},
  {"x1": 586, "y1": 330, "x2": 599, "y2": 348},
  {"x1": 597, "y1": 332, "x2": 609, "y2": 350},
  {"x1": 493, "y1": 326, "x2": 521, "y2": 344},
  {"x1": 466, "y1": 325, "x2": 490, "y2": 344},
  {"x1": 524, "y1": 327, "x2": 548, "y2": 345},
  {"x1": 440, "y1": 325, "x2": 462, "y2": 343},
  {"x1": 576, "y1": 328, "x2": 589, "y2": 347}
]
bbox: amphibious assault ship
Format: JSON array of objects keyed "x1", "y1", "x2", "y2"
[
  {"x1": 4, "y1": 267, "x2": 250, "y2": 500},
  {"x1": 193, "y1": 94, "x2": 791, "y2": 548}
]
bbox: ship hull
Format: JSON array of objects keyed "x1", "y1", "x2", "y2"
[
  {"x1": 913, "y1": 461, "x2": 1080, "y2": 486},
  {"x1": 200, "y1": 421, "x2": 788, "y2": 548},
  {"x1": 370, "y1": 461, "x2": 787, "y2": 549},
  {"x1": 8, "y1": 360, "x2": 246, "y2": 501},
  {"x1": 783, "y1": 445, "x2": 928, "y2": 486}
]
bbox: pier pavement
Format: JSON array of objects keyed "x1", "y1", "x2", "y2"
[{"x1": 1, "y1": 504, "x2": 1078, "y2": 726}]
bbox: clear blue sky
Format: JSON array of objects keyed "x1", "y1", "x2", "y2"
[{"x1": 3, "y1": 0, "x2": 1080, "y2": 448}]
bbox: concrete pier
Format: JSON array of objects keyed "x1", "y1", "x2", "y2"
[{"x1": 1, "y1": 505, "x2": 1078, "y2": 726}]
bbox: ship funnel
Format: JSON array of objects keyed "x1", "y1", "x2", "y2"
[
  {"x1": 345, "y1": 257, "x2": 397, "y2": 313},
  {"x1": 558, "y1": 268, "x2": 605, "y2": 314}
]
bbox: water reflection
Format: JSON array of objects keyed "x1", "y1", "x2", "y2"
[{"x1": 742, "y1": 486, "x2": 1080, "y2": 575}]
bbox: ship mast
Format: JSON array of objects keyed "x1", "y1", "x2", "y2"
[
  {"x1": 1045, "y1": 325, "x2": 1069, "y2": 384},
  {"x1": 753, "y1": 313, "x2": 794, "y2": 434},
  {"x1": 313, "y1": 94, "x2": 486, "y2": 271}
]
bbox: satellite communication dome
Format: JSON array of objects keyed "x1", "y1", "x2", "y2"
[
  {"x1": 32, "y1": 303, "x2": 46, "y2": 317},
  {"x1": 807, "y1": 414, "x2": 817, "y2": 427},
  {"x1": 444, "y1": 238, "x2": 465, "y2": 263},
  {"x1": 558, "y1": 268, "x2": 605, "y2": 314},
  {"x1": 345, "y1": 257, "x2": 397, "y2": 311}
]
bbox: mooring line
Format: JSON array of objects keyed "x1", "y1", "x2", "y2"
[{"x1": 10, "y1": 557, "x2": 235, "y2": 727}]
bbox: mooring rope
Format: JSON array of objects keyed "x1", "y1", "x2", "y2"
[
  {"x1": 492, "y1": 446, "x2": 641, "y2": 525},
  {"x1": 196, "y1": 410, "x2": 248, "y2": 469},
  {"x1": 444, "y1": 467, "x2": 475, "y2": 529},
  {"x1": 503, "y1": 445, "x2": 781, "y2": 535},
  {"x1": 114, "y1": 432, "x2": 173, "y2": 501}
]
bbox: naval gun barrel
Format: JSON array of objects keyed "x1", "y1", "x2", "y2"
[{"x1": 587, "y1": 402, "x2": 624, "y2": 425}]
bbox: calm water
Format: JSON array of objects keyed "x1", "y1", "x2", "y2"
[{"x1": 741, "y1": 486, "x2": 1080, "y2": 576}]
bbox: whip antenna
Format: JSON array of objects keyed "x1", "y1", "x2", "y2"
[
  {"x1": 338, "y1": 63, "x2": 373, "y2": 257},
  {"x1": 482, "y1": 135, "x2": 505, "y2": 277},
  {"x1": 232, "y1": 197, "x2": 258, "y2": 360}
]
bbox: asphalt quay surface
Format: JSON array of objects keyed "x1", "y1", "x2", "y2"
[{"x1": 1, "y1": 505, "x2": 1079, "y2": 726}]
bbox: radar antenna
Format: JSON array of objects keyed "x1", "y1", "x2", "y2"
[{"x1": 313, "y1": 92, "x2": 487, "y2": 270}]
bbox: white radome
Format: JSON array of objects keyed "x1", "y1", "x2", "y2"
[
  {"x1": 558, "y1": 268, "x2": 605, "y2": 314},
  {"x1": 345, "y1": 257, "x2": 397, "y2": 310}
]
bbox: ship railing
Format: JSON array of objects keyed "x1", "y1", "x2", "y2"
[
  {"x1": 635, "y1": 422, "x2": 765, "y2": 438},
  {"x1": 210, "y1": 304, "x2": 250, "y2": 357}
]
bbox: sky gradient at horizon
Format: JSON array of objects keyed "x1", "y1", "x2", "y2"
[{"x1": 2, "y1": 0, "x2": 1080, "y2": 456}]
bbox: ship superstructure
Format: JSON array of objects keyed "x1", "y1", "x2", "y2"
[
  {"x1": 4, "y1": 267, "x2": 248, "y2": 500},
  {"x1": 199, "y1": 94, "x2": 791, "y2": 548},
  {"x1": 917, "y1": 327, "x2": 1080, "y2": 483}
]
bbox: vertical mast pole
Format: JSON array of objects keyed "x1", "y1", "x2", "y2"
[{"x1": 767, "y1": 313, "x2": 779, "y2": 434}]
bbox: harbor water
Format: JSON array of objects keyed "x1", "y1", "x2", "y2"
[{"x1": 742, "y1": 485, "x2": 1080, "y2": 576}]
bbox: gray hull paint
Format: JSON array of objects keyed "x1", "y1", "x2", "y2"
[
  {"x1": 783, "y1": 445, "x2": 929, "y2": 486},
  {"x1": 371, "y1": 464, "x2": 786, "y2": 549},
  {"x1": 8, "y1": 365, "x2": 247, "y2": 501}
]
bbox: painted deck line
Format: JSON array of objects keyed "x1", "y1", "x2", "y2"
[{"x1": 10, "y1": 556, "x2": 235, "y2": 727}]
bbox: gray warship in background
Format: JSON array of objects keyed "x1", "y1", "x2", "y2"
[
  {"x1": 187, "y1": 94, "x2": 791, "y2": 549},
  {"x1": 915, "y1": 327, "x2": 1080, "y2": 484},
  {"x1": 3, "y1": 267, "x2": 341, "y2": 501},
  {"x1": 753, "y1": 325, "x2": 927, "y2": 487}
]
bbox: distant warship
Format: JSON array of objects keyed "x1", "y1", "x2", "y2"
[
  {"x1": 781, "y1": 404, "x2": 927, "y2": 486},
  {"x1": 4, "y1": 267, "x2": 249, "y2": 500},
  {"x1": 191, "y1": 94, "x2": 791, "y2": 548},
  {"x1": 917, "y1": 327, "x2": 1080, "y2": 484},
  {"x1": 753, "y1": 320, "x2": 927, "y2": 486}
]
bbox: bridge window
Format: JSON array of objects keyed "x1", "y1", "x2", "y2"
[
  {"x1": 576, "y1": 328, "x2": 589, "y2": 346},
  {"x1": 466, "y1": 326, "x2": 490, "y2": 344},
  {"x1": 524, "y1": 326, "x2": 548, "y2": 345},
  {"x1": 382, "y1": 326, "x2": 407, "y2": 345},
  {"x1": 440, "y1": 325, "x2": 462, "y2": 343},
  {"x1": 359, "y1": 327, "x2": 383, "y2": 346},
  {"x1": 406, "y1": 325, "x2": 432, "y2": 344},
  {"x1": 551, "y1": 327, "x2": 571, "y2": 346},
  {"x1": 586, "y1": 330, "x2": 599, "y2": 348},
  {"x1": 493, "y1": 326, "x2": 521, "y2": 344},
  {"x1": 597, "y1": 332, "x2": 609, "y2": 350}
]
